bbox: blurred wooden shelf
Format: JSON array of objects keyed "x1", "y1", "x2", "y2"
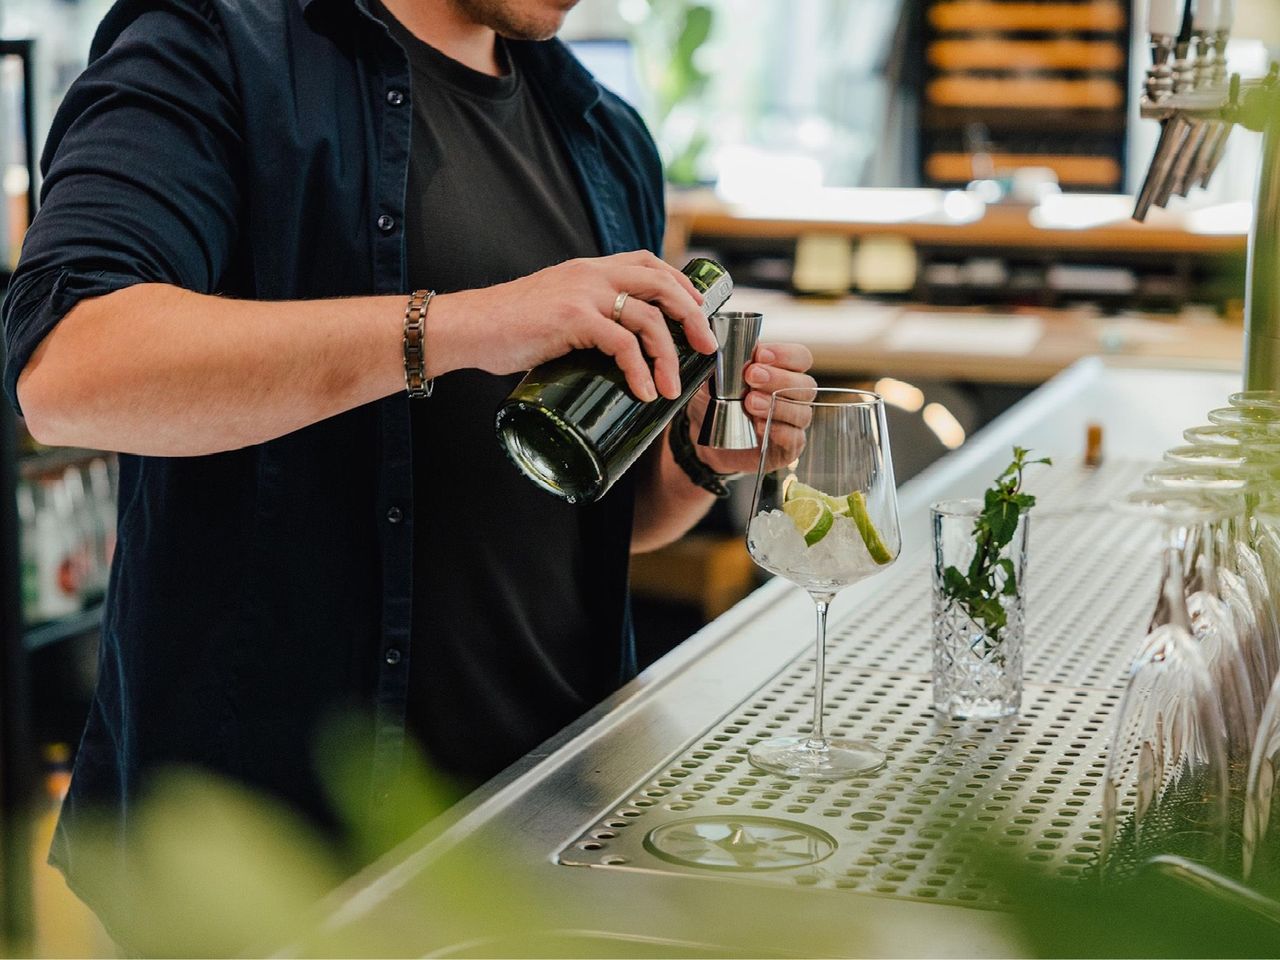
[
  {"x1": 666, "y1": 190, "x2": 1247, "y2": 258},
  {"x1": 631, "y1": 533, "x2": 756, "y2": 622},
  {"x1": 928, "y1": 1, "x2": 1127, "y2": 32},
  {"x1": 735, "y1": 290, "x2": 1243, "y2": 385},
  {"x1": 927, "y1": 76, "x2": 1125, "y2": 110},
  {"x1": 18, "y1": 447, "x2": 104, "y2": 482},
  {"x1": 925, "y1": 153, "x2": 1121, "y2": 187},
  {"x1": 928, "y1": 39, "x2": 1126, "y2": 72}
]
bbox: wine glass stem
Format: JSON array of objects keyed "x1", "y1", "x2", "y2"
[{"x1": 807, "y1": 594, "x2": 834, "y2": 751}]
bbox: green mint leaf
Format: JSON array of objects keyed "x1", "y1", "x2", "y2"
[
  {"x1": 988, "y1": 499, "x2": 1019, "y2": 547},
  {"x1": 949, "y1": 446, "x2": 1049, "y2": 649}
]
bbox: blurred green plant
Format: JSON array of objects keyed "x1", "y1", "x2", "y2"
[
  {"x1": 20, "y1": 705, "x2": 1280, "y2": 958},
  {"x1": 630, "y1": 1, "x2": 716, "y2": 185}
]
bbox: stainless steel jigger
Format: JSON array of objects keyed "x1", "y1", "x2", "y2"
[{"x1": 698, "y1": 311, "x2": 764, "y2": 449}]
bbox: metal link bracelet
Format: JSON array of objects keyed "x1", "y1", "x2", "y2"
[{"x1": 403, "y1": 289, "x2": 435, "y2": 398}]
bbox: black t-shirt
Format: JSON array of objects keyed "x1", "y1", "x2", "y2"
[{"x1": 374, "y1": 7, "x2": 637, "y2": 786}]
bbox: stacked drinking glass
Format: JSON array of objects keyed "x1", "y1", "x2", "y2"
[{"x1": 1103, "y1": 391, "x2": 1280, "y2": 891}]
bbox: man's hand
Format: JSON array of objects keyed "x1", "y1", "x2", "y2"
[
  {"x1": 684, "y1": 342, "x2": 817, "y2": 476},
  {"x1": 429, "y1": 250, "x2": 717, "y2": 402}
]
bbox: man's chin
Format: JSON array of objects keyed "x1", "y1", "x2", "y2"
[
  {"x1": 499, "y1": 17, "x2": 568, "y2": 41},
  {"x1": 485, "y1": 0, "x2": 577, "y2": 40}
]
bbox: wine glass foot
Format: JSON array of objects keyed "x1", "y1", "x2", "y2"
[{"x1": 748, "y1": 736, "x2": 885, "y2": 779}]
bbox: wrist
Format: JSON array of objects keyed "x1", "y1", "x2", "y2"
[
  {"x1": 418, "y1": 291, "x2": 469, "y2": 380},
  {"x1": 668, "y1": 407, "x2": 740, "y2": 498}
]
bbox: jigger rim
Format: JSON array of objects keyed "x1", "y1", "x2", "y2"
[{"x1": 770, "y1": 387, "x2": 883, "y2": 409}]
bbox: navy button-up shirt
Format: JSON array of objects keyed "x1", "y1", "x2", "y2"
[{"x1": 1, "y1": 0, "x2": 665, "y2": 893}]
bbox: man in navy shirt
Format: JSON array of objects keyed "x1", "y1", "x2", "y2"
[{"x1": 2, "y1": 0, "x2": 813, "y2": 925}]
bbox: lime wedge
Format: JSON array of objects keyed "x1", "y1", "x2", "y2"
[
  {"x1": 782, "y1": 497, "x2": 834, "y2": 546},
  {"x1": 784, "y1": 479, "x2": 850, "y2": 516},
  {"x1": 846, "y1": 491, "x2": 893, "y2": 564}
]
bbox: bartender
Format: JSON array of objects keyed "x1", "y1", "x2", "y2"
[{"x1": 1, "y1": 0, "x2": 813, "y2": 931}]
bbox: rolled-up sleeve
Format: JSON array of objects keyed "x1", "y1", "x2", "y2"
[{"x1": 2, "y1": 0, "x2": 244, "y2": 411}]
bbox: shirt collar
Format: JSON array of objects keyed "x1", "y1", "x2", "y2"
[{"x1": 299, "y1": 0, "x2": 603, "y2": 117}]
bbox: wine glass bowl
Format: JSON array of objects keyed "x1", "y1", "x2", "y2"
[{"x1": 744, "y1": 388, "x2": 901, "y2": 779}]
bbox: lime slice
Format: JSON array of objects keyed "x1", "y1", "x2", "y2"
[
  {"x1": 846, "y1": 491, "x2": 893, "y2": 564},
  {"x1": 783, "y1": 497, "x2": 834, "y2": 546},
  {"x1": 784, "y1": 479, "x2": 850, "y2": 516}
]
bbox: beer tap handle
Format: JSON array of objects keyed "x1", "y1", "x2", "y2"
[
  {"x1": 1218, "y1": 0, "x2": 1236, "y2": 32},
  {"x1": 1173, "y1": 0, "x2": 1197, "y2": 92},
  {"x1": 1147, "y1": 0, "x2": 1183, "y2": 37},
  {"x1": 1177, "y1": 0, "x2": 1196, "y2": 42},
  {"x1": 1192, "y1": 0, "x2": 1219, "y2": 79},
  {"x1": 1192, "y1": 0, "x2": 1217, "y2": 34},
  {"x1": 1145, "y1": 0, "x2": 1187, "y2": 101},
  {"x1": 1209, "y1": 0, "x2": 1234, "y2": 85}
]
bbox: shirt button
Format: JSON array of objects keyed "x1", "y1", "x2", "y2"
[
  {"x1": 386, "y1": 506, "x2": 403, "y2": 523},
  {"x1": 384, "y1": 647, "x2": 402, "y2": 665},
  {"x1": 377, "y1": 214, "x2": 396, "y2": 233},
  {"x1": 386, "y1": 89, "x2": 405, "y2": 106}
]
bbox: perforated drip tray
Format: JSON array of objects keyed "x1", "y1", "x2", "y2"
[{"x1": 559, "y1": 461, "x2": 1158, "y2": 907}]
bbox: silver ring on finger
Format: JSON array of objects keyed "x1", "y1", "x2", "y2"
[{"x1": 611, "y1": 291, "x2": 630, "y2": 324}]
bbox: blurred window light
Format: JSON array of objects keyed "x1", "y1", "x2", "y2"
[
  {"x1": 941, "y1": 189, "x2": 985, "y2": 223},
  {"x1": 1185, "y1": 201, "x2": 1255, "y2": 236},
  {"x1": 874, "y1": 377, "x2": 924, "y2": 413},
  {"x1": 713, "y1": 145, "x2": 824, "y2": 206},
  {"x1": 618, "y1": 0, "x2": 650, "y2": 24},
  {"x1": 630, "y1": 0, "x2": 910, "y2": 190},
  {"x1": 923, "y1": 402, "x2": 966, "y2": 450},
  {"x1": 1030, "y1": 194, "x2": 1135, "y2": 231}
]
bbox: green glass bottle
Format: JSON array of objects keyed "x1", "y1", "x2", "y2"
[{"x1": 495, "y1": 258, "x2": 734, "y2": 503}]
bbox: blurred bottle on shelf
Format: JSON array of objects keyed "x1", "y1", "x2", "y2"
[
  {"x1": 86, "y1": 457, "x2": 116, "y2": 596},
  {"x1": 16, "y1": 455, "x2": 118, "y2": 625}
]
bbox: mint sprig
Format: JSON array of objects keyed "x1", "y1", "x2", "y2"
[{"x1": 942, "y1": 447, "x2": 1051, "y2": 659}]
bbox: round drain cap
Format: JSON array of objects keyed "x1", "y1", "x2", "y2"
[{"x1": 643, "y1": 816, "x2": 837, "y2": 871}]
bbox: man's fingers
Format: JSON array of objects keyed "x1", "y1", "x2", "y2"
[
  {"x1": 593, "y1": 321, "x2": 657, "y2": 402},
  {"x1": 616, "y1": 250, "x2": 704, "y2": 304},
  {"x1": 605, "y1": 265, "x2": 717, "y2": 355},
  {"x1": 744, "y1": 369, "x2": 819, "y2": 421},
  {"x1": 756, "y1": 393, "x2": 814, "y2": 430},
  {"x1": 617, "y1": 299, "x2": 681, "y2": 399},
  {"x1": 754, "y1": 341, "x2": 813, "y2": 372},
  {"x1": 762, "y1": 423, "x2": 808, "y2": 466}
]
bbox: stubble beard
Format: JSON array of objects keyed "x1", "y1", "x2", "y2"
[{"x1": 447, "y1": 0, "x2": 576, "y2": 40}]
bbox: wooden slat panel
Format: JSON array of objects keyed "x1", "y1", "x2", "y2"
[
  {"x1": 929, "y1": 1, "x2": 1127, "y2": 32},
  {"x1": 926, "y1": 152, "x2": 1122, "y2": 185},
  {"x1": 927, "y1": 76, "x2": 1125, "y2": 109},
  {"x1": 928, "y1": 38, "x2": 1126, "y2": 71}
]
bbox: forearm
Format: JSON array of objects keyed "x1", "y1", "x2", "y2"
[
  {"x1": 17, "y1": 283, "x2": 456, "y2": 456},
  {"x1": 15, "y1": 254, "x2": 715, "y2": 458},
  {"x1": 631, "y1": 423, "x2": 717, "y2": 554}
]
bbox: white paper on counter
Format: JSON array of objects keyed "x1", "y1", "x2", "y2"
[
  {"x1": 737, "y1": 288, "x2": 898, "y2": 344},
  {"x1": 885, "y1": 312, "x2": 1045, "y2": 356}
]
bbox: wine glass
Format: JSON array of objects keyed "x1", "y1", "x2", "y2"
[
  {"x1": 1102, "y1": 491, "x2": 1231, "y2": 878},
  {"x1": 744, "y1": 387, "x2": 902, "y2": 779}
]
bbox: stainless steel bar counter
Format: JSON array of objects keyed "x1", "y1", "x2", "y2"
[{"x1": 287, "y1": 358, "x2": 1241, "y2": 959}]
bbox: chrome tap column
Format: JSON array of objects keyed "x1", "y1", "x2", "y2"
[
  {"x1": 1244, "y1": 72, "x2": 1280, "y2": 389},
  {"x1": 1131, "y1": 0, "x2": 1280, "y2": 389}
]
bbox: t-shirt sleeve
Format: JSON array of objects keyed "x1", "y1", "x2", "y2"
[{"x1": 2, "y1": 0, "x2": 243, "y2": 412}]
